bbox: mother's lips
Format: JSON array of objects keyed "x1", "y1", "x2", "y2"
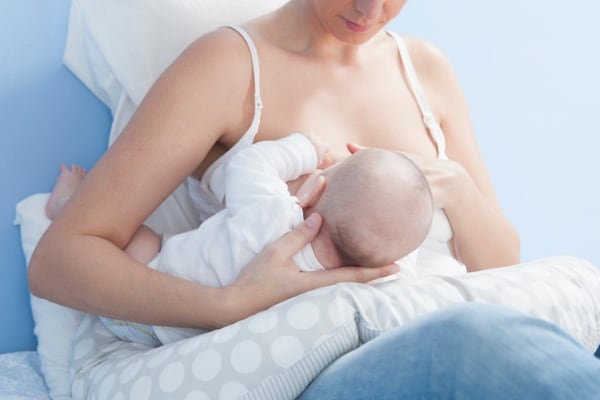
[{"x1": 343, "y1": 18, "x2": 372, "y2": 33}]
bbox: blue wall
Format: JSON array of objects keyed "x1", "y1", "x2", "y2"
[
  {"x1": 390, "y1": 1, "x2": 600, "y2": 266},
  {"x1": 0, "y1": 0, "x2": 111, "y2": 352}
]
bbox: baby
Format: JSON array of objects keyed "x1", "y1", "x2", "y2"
[{"x1": 47, "y1": 132, "x2": 433, "y2": 345}]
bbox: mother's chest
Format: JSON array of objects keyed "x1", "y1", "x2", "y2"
[{"x1": 257, "y1": 83, "x2": 439, "y2": 160}]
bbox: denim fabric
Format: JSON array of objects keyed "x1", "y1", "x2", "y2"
[{"x1": 300, "y1": 303, "x2": 600, "y2": 400}]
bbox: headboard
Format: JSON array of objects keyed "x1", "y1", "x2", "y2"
[{"x1": 0, "y1": 0, "x2": 111, "y2": 353}]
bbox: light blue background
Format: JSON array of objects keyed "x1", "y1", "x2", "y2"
[
  {"x1": 0, "y1": 0, "x2": 110, "y2": 352},
  {"x1": 390, "y1": 1, "x2": 600, "y2": 265}
]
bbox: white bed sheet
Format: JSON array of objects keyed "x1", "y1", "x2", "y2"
[{"x1": 0, "y1": 351, "x2": 49, "y2": 400}]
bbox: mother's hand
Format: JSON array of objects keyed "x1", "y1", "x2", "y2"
[
  {"x1": 398, "y1": 153, "x2": 474, "y2": 210},
  {"x1": 223, "y1": 213, "x2": 399, "y2": 327},
  {"x1": 346, "y1": 143, "x2": 520, "y2": 270}
]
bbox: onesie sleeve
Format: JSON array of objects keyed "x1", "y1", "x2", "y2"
[{"x1": 224, "y1": 132, "x2": 317, "y2": 212}]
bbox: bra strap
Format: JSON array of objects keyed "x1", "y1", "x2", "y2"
[
  {"x1": 226, "y1": 25, "x2": 263, "y2": 143},
  {"x1": 388, "y1": 32, "x2": 448, "y2": 159}
]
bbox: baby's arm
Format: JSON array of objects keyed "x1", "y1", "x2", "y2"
[{"x1": 224, "y1": 133, "x2": 320, "y2": 211}]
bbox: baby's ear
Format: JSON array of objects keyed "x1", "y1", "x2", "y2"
[{"x1": 296, "y1": 173, "x2": 326, "y2": 209}]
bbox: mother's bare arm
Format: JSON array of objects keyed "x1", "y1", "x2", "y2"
[
  {"x1": 29, "y1": 30, "x2": 241, "y2": 328},
  {"x1": 408, "y1": 37, "x2": 520, "y2": 270}
]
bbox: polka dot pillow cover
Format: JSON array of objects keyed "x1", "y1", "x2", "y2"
[{"x1": 67, "y1": 257, "x2": 600, "y2": 400}]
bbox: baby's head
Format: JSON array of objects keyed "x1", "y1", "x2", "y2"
[{"x1": 308, "y1": 148, "x2": 433, "y2": 268}]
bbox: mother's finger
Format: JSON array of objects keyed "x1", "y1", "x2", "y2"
[
  {"x1": 266, "y1": 213, "x2": 322, "y2": 263},
  {"x1": 301, "y1": 264, "x2": 400, "y2": 290},
  {"x1": 346, "y1": 143, "x2": 368, "y2": 154}
]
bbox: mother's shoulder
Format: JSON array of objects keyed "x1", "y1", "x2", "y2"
[
  {"x1": 397, "y1": 35, "x2": 450, "y2": 65},
  {"x1": 169, "y1": 27, "x2": 256, "y2": 100},
  {"x1": 392, "y1": 34, "x2": 455, "y2": 81},
  {"x1": 185, "y1": 27, "x2": 256, "y2": 67}
]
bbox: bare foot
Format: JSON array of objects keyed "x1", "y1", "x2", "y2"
[{"x1": 45, "y1": 164, "x2": 86, "y2": 219}]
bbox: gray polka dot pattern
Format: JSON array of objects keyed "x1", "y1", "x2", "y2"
[{"x1": 70, "y1": 256, "x2": 600, "y2": 399}]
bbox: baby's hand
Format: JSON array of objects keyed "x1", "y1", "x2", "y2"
[{"x1": 303, "y1": 133, "x2": 330, "y2": 168}]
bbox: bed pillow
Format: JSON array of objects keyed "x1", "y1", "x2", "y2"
[{"x1": 15, "y1": 194, "x2": 84, "y2": 400}]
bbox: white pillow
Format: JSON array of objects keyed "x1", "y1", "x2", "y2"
[
  {"x1": 15, "y1": 194, "x2": 84, "y2": 400},
  {"x1": 21, "y1": 1, "x2": 288, "y2": 399}
]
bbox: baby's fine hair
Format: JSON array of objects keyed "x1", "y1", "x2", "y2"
[{"x1": 316, "y1": 149, "x2": 433, "y2": 266}]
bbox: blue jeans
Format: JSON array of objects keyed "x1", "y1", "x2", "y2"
[{"x1": 299, "y1": 303, "x2": 600, "y2": 400}]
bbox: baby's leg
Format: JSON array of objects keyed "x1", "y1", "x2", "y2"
[{"x1": 45, "y1": 164, "x2": 86, "y2": 219}]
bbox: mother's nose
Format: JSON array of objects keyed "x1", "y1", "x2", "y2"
[{"x1": 354, "y1": 0, "x2": 385, "y2": 20}]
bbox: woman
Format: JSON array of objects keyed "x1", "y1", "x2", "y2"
[{"x1": 30, "y1": 0, "x2": 599, "y2": 398}]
